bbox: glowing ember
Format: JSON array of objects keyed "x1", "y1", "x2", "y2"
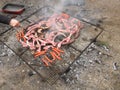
[{"x1": 16, "y1": 13, "x2": 83, "y2": 66}]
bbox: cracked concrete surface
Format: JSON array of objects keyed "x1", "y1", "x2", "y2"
[{"x1": 0, "y1": 0, "x2": 120, "y2": 90}]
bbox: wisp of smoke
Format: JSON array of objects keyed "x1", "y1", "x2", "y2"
[{"x1": 54, "y1": 0, "x2": 84, "y2": 12}]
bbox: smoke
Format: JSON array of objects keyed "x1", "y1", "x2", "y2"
[
  {"x1": 43, "y1": 0, "x2": 85, "y2": 16},
  {"x1": 54, "y1": 0, "x2": 66, "y2": 12},
  {"x1": 51, "y1": 0, "x2": 85, "y2": 13}
]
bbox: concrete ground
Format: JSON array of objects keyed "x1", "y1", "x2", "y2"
[{"x1": 0, "y1": 0, "x2": 120, "y2": 90}]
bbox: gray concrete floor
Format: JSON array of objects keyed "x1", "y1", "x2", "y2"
[{"x1": 0, "y1": 0, "x2": 120, "y2": 90}]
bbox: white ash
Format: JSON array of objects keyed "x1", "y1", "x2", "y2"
[
  {"x1": 0, "y1": 52, "x2": 7, "y2": 57},
  {"x1": 103, "y1": 45, "x2": 109, "y2": 52},
  {"x1": 7, "y1": 48, "x2": 14, "y2": 57},
  {"x1": 113, "y1": 62, "x2": 118, "y2": 70},
  {"x1": 14, "y1": 61, "x2": 21, "y2": 67},
  {"x1": 62, "y1": 43, "x2": 108, "y2": 84},
  {"x1": 22, "y1": 70, "x2": 25, "y2": 73},
  {"x1": 33, "y1": 71, "x2": 36, "y2": 74}
]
